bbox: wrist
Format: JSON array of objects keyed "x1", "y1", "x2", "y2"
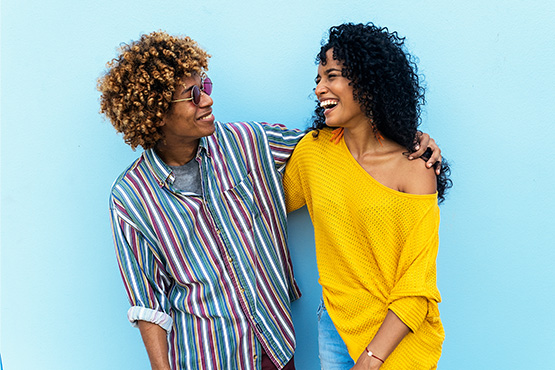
[{"x1": 365, "y1": 346, "x2": 385, "y2": 365}]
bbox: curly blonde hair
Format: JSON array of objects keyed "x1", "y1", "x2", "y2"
[{"x1": 98, "y1": 31, "x2": 210, "y2": 149}]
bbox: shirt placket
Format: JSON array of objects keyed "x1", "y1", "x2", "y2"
[{"x1": 199, "y1": 151, "x2": 262, "y2": 369}]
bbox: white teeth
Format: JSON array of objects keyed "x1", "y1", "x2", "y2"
[
  {"x1": 320, "y1": 100, "x2": 338, "y2": 109},
  {"x1": 198, "y1": 113, "x2": 212, "y2": 120}
]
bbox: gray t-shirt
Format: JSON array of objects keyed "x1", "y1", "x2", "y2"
[{"x1": 169, "y1": 159, "x2": 202, "y2": 195}]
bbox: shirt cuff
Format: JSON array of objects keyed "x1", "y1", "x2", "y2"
[
  {"x1": 289, "y1": 280, "x2": 302, "y2": 302},
  {"x1": 127, "y1": 306, "x2": 173, "y2": 333},
  {"x1": 388, "y1": 296, "x2": 428, "y2": 333}
]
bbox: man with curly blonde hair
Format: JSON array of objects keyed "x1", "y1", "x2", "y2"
[
  {"x1": 98, "y1": 31, "x2": 441, "y2": 370},
  {"x1": 99, "y1": 31, "x2": 303, "y2": 370}
]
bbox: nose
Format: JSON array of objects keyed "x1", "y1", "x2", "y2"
[
  {"x1": 199, "y1": 91, "x2": 213, "y2": 107},
  {"x1": 315, "y1": 81, "x2": 327, "y2": 98}
]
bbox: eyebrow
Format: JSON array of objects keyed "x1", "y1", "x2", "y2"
[
  {"x1": 180, "y1": 84, "x2": 195, "y2": 95},
  {"x1": 179, "y1": 75, "x2": 203, "y2": 95},
  {"x1": 324, "y1": 68, "x2": 342, "y2": 74},
  {"x1": 315, "y1": 67, "x2": 343, "y2": 82}
]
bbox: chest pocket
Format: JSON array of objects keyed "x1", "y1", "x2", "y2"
[{"x1": 223, "y1": 171, "x2": 257, "y2": 232}]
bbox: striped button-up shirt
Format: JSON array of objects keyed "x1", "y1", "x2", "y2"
[{"x1": 110, "y1": 121, "x2": 306, "y2": 370}]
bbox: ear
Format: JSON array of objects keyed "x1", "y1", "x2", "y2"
[{"x1": 159, "y1": 113, "x2": 167, "y2": 127}]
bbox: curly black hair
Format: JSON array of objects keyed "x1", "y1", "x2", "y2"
[{"x1": 312, "y1": 22, "x2": 452, "y2": 203}]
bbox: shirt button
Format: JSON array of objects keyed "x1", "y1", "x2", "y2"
[
  {"x1": 240, "y1": 287, "x2": 245, "y2": 293},
  {"x1": 253, "y1": 355, "x2": 257, "y2": 360},
  {"x1": 228, "y1": 257, "x2": 233, "y2": 263}
]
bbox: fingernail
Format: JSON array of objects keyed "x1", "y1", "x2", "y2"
[
  {"x1": 415, "y1": 145, "x2": 420, "y2": 150},
  {"x1": 408, "y1": 156, "x2": 413, "y2": 160},
  {"x1": 427, "y1": 163, "x2": 432, "y2": 168}
]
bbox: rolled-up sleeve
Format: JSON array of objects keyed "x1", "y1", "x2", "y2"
[{"x1": 110, "y1": 195, "x2": 173, "y2": 333}]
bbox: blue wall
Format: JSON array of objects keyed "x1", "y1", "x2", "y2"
[{"x1": 2, "y1": 1, "x2": 555, "y2": 369}]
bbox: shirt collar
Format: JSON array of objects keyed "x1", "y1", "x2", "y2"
[
  {"x1": 144, "y1": 139, "x2": 210, "y2": 187},
  {"x1": 198, "y1": 135, "x2": 210, "y2": 157},
  {"x1": 143, "y1": 148, "x2": 175, "y2": 187}
]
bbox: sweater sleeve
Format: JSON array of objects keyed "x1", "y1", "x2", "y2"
[{"x1": 387, "y1": 203, "x2": 442, "y2": 333}]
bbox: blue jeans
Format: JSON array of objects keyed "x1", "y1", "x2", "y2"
[{"x1": 317, "y1": 299, "x2": 354, "y2": 370}]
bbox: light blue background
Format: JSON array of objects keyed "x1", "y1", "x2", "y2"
[{"x1": 2, "y1": 1, "x2": 555, "y2": 369}]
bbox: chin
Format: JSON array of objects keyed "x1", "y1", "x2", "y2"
[
  {"x1": 325, "y1": 120, "x2": 341, "y2": 128},
  {"x1": 204, "y1": 124, "x2": 216, "y2": 136}
]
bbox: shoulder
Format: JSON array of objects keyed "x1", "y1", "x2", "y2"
[
  {"x1": 110, "y1": 156, "x2": 146, "y2": 198},
  {"x1": 296, "y1": 129, "x2": 333, "y2": 149},
  {"x1": 287, "y1": 129, "x2": 337, "y2": 170},
  {"x1": 216, "y1": 121, "x2": 268, "y2": 141},
  {"x1": 217, "y1": 120, "x2": 257, "y2": 133},
  {"x1": 219, "y1": 121, "x2": 289, "y2": 134},
  {"x1": 111, "y1": 156, "x2": 143, "y2": 186},
  {"x1": 398, "y1": 155, "x2": 437, "y2": 195}
]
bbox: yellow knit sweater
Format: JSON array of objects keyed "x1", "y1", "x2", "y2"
[{"x1": 284, "y1": 129, "x2": 444, "y2": 369}]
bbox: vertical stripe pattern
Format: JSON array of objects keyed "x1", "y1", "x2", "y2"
[{"x1": 110, "y1": 121, "x2": 305, "y2": 369}]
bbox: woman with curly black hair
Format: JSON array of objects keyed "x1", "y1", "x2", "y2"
[{"x1": 284, "y1": 23, "x2": 451, "y2": 369}]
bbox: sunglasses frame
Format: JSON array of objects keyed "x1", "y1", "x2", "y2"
[{"x1": 170, "y1": 76, "x2": 212, "y2": 105}]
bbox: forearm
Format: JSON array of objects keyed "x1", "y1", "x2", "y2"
[
  {"x1": 353, "y1": 310, "x2": 410, "y2": 370},
  {"x1": 368, "y1": 310, "x2": 410, "y2": 359},
  {"x1": 137, "y1": 320, "x2": 171, "y2": 370}
]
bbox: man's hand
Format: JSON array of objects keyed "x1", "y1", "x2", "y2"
[{"x1": 408, "y1": 131, "x2": 442, "y2": 175}]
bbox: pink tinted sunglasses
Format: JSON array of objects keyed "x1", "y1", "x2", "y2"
[{"x1": 170, "y1": 76, "x2": 213, "y2": 105}]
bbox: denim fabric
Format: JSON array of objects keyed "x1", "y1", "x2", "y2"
[{"x1": 317, "y1": 300, "x2": 354, "y2": 370}]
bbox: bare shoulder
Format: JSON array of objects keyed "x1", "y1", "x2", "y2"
[{"x1": 397, "y1": 154, "x2": 437, "y2": 195}]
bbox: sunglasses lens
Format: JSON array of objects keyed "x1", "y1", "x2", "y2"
[
  {"x1": 192, "y1": 85, "x2": 201, "y2": 105},
  {"x1": 203, "y1": 77, "x2": 213, "y2": 96}
]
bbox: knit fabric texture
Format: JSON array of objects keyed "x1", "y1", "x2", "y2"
[{"x1": 284, "y1": 129, "x2": 444, "y2": 369}]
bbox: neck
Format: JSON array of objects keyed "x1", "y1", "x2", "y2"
[
  {"x1": 155, "y1": 138, "x2": 200, "y2": 166},
  {"x1": 343, "y1": 123, "x2": 389, "y2": 156}
]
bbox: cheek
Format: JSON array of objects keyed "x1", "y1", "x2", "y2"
[{"x1": 176, "y1": 106, "x2": 197, "y2": 121}]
